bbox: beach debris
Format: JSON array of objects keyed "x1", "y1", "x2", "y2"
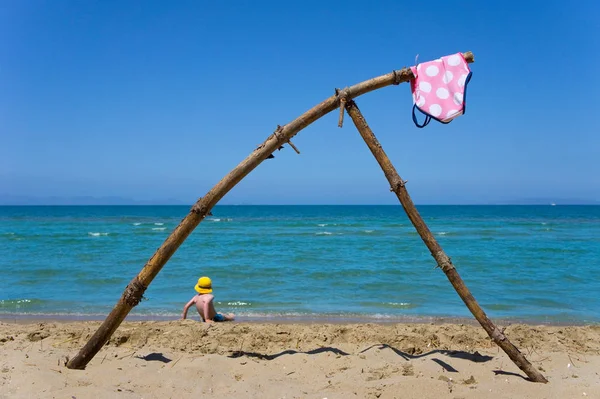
[
  {"x1": 402, "y1": 364, "x2": 414, "y2": 376},
  {"x1": 27, "y1": 331, "x2": 49, "y2": 342},
  {"x1": 462, "y1": 375, "x2": 477, "y2": 385},
  {"x1": 403, "y1": 346, "x2": 417, "y2": 355}
]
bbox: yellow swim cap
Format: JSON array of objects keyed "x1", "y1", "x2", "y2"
[{"x1": 195, "y1": 276, "x2": 212, "y2": 294}]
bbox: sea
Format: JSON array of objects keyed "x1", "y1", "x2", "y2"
[{"x1": 1, "y1": 205, "x2": 599, "y2": 325}]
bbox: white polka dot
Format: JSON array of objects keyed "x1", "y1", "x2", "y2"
[
  {"x1": 447, "y1": 54, "x2": 461, "y2": 66},
  {"x1": 418, "y1": 81, "x2": 431, "y2": 93},
  {"x1": 416, "y1": 96, "x2": 426, "y2": 107},
  {"x1": 443, "y1": 71, "x2": 453, "y2": 84},
  {"x1": 429, "y1": 104, "x2": 442, "y2": 117},
  {"x1": 458, "y1": 74, "x2": 468, "y2": 87},
  {"x1": 417, "y1": 64, "x2": 422, "y2": 71},
  {"x1": 426, "y1": 65, "x2": 439, "y2": 77},
  {"x1": 453, "y1": 92, "x2": 463, "y2": 105},
  {"x1": 446, "y1": 109, "x2": 460, "y2": 119},
  {"x1": 436, "y1": 87, "x2": 449, "y2": 99}
]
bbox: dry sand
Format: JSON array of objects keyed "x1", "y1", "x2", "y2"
[{"x1": 1, "y1": 320, "x2": 599, "y2": 398}]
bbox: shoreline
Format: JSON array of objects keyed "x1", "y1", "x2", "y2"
[{"x1": 1, "y1": 312, "x2": 598, "y2": 327}]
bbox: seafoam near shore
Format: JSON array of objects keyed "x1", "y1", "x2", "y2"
[{"x1": 1, "y1": 320, "x2": 599, "y2": 398}]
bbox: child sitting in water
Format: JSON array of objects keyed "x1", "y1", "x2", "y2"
[{"x1": 181, "y1": 276, "x2": 235, "y2": 323}]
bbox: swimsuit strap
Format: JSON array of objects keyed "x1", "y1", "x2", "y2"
[{"x1": 412, "y1": 104, "x2": 431, "y2": 128}]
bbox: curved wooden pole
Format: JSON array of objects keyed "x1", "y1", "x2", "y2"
[
  {"x1": 66, "y1": 52, "x2": 475, "y2": 370},
  {"x1": 344, "y1": 100, "x2": 548, "y2": 383}
]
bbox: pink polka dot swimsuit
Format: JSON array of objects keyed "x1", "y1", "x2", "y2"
[{"x1": 410, "y1": 52, "x2": 472, "y2": 128}]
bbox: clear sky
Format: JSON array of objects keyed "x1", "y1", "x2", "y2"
[{"x1": 2, "y1": 0, "x2": 599, "y2": 205}]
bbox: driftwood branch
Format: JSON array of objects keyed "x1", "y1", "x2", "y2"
[
  {"x1": 66, "y1": 52, "x2": 475, "y2": 370},
  {"x1": 344, "y1": 99, "x2": 548, "y2": 384},
  {"x1": 287, "y1": 140, "x2": 300, "y2": 154}
]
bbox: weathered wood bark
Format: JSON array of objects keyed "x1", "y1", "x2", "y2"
[
  {"x1": 66, "y1": 52, "x2": 475, "y2": 370},
  {"x1": 344, "y1": 100, "x2": 548, "y2": 383}
]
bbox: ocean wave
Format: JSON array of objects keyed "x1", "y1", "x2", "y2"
[
  {"x1": 154, "y1": 222, "x2": 164, "y2": 226},
  {"x1": 133, "y1": 223, "x2": 142, "y2": 226},
  {"x1": 1, "y1": 232, "x2": 21, "y2": 240},
  {"x1": 385, "y1": 302, "x2": 412, "y2": 307},
  {"x1": 152, "y1": 227, "x2": 166, "y2": 231},
  {"x1": 0, "y1": 298, "x2": 46, "y2": 309},
  {"x1": 364, "y1": 230, "x2": 374, "y2": 233},
  {"x1": 0, "y1": 299, "x2": 36, "y2": 305},
  {"x1": 318, "y1": 223, "x2": 327, "y2": 227},
  {"x1": 316, "y1": 231, "x2": 346, "y2": 236},
  {"x1": 226, "y1": 301, "x2": 252, "y2": 306},
  {"x1": 88, "y1": 232, "x2": 109, "y2": 237}
]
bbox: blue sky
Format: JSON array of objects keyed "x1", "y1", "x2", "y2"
[{"x1": 2, "y1": 0, "x2": 599, "y2": 205}]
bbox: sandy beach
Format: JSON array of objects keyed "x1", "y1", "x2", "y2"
[{"x1": 1, "y1": 320, "x2": 599, "y2": 398}]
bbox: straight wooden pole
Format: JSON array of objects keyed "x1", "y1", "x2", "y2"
[
  {"x1": 66, "y1": 53, "x2": 475, "y2": 370},
  {"x1": 344, "y1": 100, "x2": 547, "y2": 383}
]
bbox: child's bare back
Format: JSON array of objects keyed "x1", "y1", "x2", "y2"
[{"x1": 181, "y1": 277, "x2": 235, "y2": 322}]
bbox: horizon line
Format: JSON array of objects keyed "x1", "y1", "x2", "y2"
[{"x1": 1, "y1": 203, "x2": 598, "y2": 206}]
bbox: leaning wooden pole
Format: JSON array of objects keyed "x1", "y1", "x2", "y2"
[
  {"x1": 66, "y1": 53, "x2": 475, "y2": 370},
  {"x1": 344, "y1": 100, "x2": 548, "y2": 383}
]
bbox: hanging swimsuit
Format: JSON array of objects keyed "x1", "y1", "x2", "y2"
[{"x1": 410, "y1": 52, "x2": 472, "y2": 128}]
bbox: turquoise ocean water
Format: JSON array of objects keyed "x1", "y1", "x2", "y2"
[{"x1": 1, "y1": 205, "x2": 599, "y2": 324}]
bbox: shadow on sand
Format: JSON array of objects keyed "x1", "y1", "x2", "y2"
[
  {"x1": 227, "y1": 343, "x2": 512, "y2": 378},
  {"x1": 229, "y1": 346, "x2": 349, "y2": 360},
  {"x1": 134, "y1": 352, "x2": 172, "y2": 363}
]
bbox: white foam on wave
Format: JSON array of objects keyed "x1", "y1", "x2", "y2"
[
  {"x1": 386, "y1": 302, "x2": 411, "y2": 307},
  {"x1": 152, "y1": 227, "x2": 166, "y2": 231},
  {"x1": 226, "y1": 301, "x2": 252, "y2": 306},
  {"x1": 88, "y1": 232, "x2": 109, "y2": 237},
  {"x1": 318, "y1": 223, "x2": 327, "y2": 227},
  {"x1": 132, "y1": 223, "x2": 142, "y2": 226},
  {"x1": 364, "y1": 230, "x2": 374, "y2": 233},
  {"x1": 0, "y1": 299, "x2": 33, "y2": 304},
  {"x1": 208, "y1": 218, "x2": 221, "y2": 222},
  {"x1": 316, "y1": 231, "x2": 333, "y2": 235},
  {"x1": 438, "y1": 232, "x2": 448, "y2": 235}
]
